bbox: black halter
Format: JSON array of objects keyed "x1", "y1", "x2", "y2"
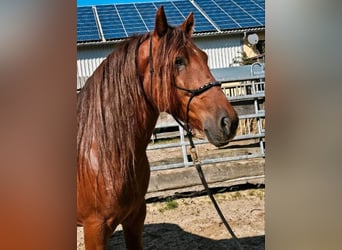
[
  {"x1": 173, "y1": 81, "x2": 222, "y2": 134},
  {"x1": 148, "y1": 37, "x2": 222, "y2": 135}
]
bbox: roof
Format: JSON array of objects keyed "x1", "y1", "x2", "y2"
[{"x1": 77, "y1": 0, "x2": 265, "y2": 44}]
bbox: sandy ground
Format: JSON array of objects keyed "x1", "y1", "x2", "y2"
[{"x1": 77, "y1": 188, "x2": 265, "y2": 250}]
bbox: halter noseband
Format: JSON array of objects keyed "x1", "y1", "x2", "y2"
[
  {"x1": 173, "y1": 81, "x2": 222, "y2": 133},
  {"x1": 148, "y1": 37, "x2": 222, "y2": 134},
  {"x1": 175, "y1": 81, "x2": 222, "y2": 96}
]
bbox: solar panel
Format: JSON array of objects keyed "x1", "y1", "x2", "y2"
[
  {"x1": 214, "y1": 0, "x2": 261, "y2": 27},
  {"x1": 77, "y1": 0, "x2": 265, "y2": 43},
  {"x1": 195, "y1": 0, "x2": 264, "y2": 30},
  {"x1": 116, "y1": 4, "x2": 149, "y2": 37},
  {"x1": 134, "y1": 3, "x2": 158, "y2": 31},
  {"x1": 250, "y1": 0, "x2": 265, "y2": 9},
  {"x1": 96, "y1": 5, "x2": 126, "y2": 40},
  {"x1": 77, "y1": 6, "x2": 101, "y2": 42},
  {"x1": 172, "y1": 1, "x2": 217, "y2": 32},
  {"x1": 195, "y1": 0, "x2": 241, "y2": 30},
  {"x1": 158, "y1": 2, "x2": 185, "y2": 27},
  {"x1": 233, "y1": 0, "x2": 265, "y2": 24}
]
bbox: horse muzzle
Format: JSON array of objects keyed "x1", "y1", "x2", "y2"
[{"x1": 204, "y1": 112, "x2": 239, "y2": 147}]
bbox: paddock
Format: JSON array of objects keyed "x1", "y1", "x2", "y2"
[{"x1": 77, "y1": 63, "x2": 265, "y2": 249}]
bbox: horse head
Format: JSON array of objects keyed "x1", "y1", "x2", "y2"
[{"x1": 138, "y1": 6, "x2": 238, "y2": 147}]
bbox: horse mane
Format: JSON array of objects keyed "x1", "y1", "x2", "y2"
[{"x1": 77, "y1": 27, "x2": 192, "y2": 192}]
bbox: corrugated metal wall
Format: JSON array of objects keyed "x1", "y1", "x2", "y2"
[
  {"x1": 77, "y1": 34, "x2": 242, "y2": 88},
  {"x1": 195, "y1": 35, "x2": 242, "y2": 69},
  {"x1": 77, "y1": 58, "x2": 105, "y2": 77}
]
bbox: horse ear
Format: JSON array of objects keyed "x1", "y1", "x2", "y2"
[
  {"x1": 179, "y1": 12, "x2": 194, "y2": 36},
  {"x1": 154, "y1": 6, "x2": 168, "y2": 38}
]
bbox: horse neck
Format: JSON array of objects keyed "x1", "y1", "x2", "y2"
[{"x1": 135, "y1": 103, "x2": 159, "y2": 152}]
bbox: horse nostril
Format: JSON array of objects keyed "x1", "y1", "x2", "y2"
[{"x1": 221, "y1": 117, "x2": 231, "y2": 134}]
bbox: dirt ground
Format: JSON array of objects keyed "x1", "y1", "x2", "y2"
[{"x1": 77, "y1": 188, "x2": 265, "y2": 250}]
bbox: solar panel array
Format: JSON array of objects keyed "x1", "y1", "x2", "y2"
[
  {"x1": 77, "y1": 0, "x2": 265, "y2": 42},
  {"x1": 77, "y1": 6, "x2": 101, "y2": 42},
  {"x1": 195, "y1": 0, "x2": 264, "y2": 29}
]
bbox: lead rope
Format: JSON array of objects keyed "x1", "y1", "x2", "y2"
[
  {"x1": 148, "y1": 37, "x2": 243, "y2": 249},
  {"x1": 187, "y1": 132, "x2": 244, "y2": 250},
  {"x1": 172, "y1": 83, "x2": 244, "y2": 250},
  {"x1": 173, "y1": 101, "x2": 243, "y2": 250}
]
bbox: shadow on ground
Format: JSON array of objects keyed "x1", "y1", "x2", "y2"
[{"x1": 107, "y1": 223, "x2": 264, "y2": 250}]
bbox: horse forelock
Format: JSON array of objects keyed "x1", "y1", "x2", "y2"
[
  {"x1": 153, "y1": 28, "x2": 192, "y2": 113},
  {"x1": 77, "y1": 33, "x2": 150, "y2": 193}
]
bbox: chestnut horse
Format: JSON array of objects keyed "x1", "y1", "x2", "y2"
[{"x1": 77, "y1": 6, "x2": 238, "y2": 250}]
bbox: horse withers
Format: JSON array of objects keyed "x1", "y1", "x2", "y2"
[{"x1": 77, "y1": 6, "x2": 238, "y2": 250}]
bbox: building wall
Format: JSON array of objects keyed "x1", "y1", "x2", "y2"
[
  {"x1": 77, "y1": 34, "x2": 243, "y2": 88},
  {"x1": 195, "y1": 34, "x2": 242, "y2": 68}
]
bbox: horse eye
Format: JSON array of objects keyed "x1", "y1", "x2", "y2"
[{"x1": 175, "y1": 57, "x2": 185, "y2": 67}]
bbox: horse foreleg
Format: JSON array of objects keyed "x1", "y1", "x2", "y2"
[
  {"x1": 122, "y1": 201, "x2": 146, "y2": 250},
  {"x1": 83, "y1": 218, "x2": 113, "y2": 250}
]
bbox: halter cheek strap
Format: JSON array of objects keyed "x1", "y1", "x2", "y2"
[{"x1": 149, "y1": 36, "x2": 154, "y2": 98}]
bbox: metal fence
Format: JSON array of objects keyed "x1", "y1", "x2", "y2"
[{"x1": 147, "y1": 63, "x2": 265, "y2": 171}]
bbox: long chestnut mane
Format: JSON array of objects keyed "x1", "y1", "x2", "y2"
[{"x1": 77, "y1": 27, "x2": 192, "y2": 189}]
